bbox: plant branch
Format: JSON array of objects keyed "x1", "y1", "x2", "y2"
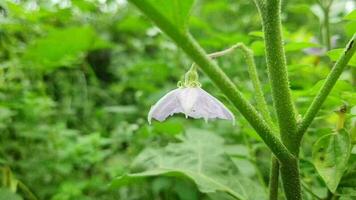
[
  {"x1": 255, "y1": 0, "x2": 302, "y2": 199},
  {"x1": 253, "y1": 0, "x2": 266, "y2": 15},
  {"x1": 297, "y1": 34, "x2": 356, "y2": 141},
  {"x1": 235, "y1": 43, "x2": 275, "y2": 129},
  {"x1": 259, "y1": 0, "x2": 299, "y2": 155},
  {"x1": 235, "y1": 43, "x2": 280, "y2": 200},
  {"x1": 269, "y1": 157, "x2": 280, "y2": 200},
  {"x1": 17, "y1": 180, "x2": 38, "y2": 200},
  {"x1": 129, "y1": 0, "x2": 294, "y2": 164}
]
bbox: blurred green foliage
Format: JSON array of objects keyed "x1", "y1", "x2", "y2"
[{"x1": 0, "y1": 0, "x2": 355, "y2": 199}]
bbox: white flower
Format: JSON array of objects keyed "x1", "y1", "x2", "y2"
[{"x1": 148, "y1": 87, "x2": 235, "y2": 124}]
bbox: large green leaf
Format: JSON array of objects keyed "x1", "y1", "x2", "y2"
[
  {"x1": 344, "y1": 10, "x2": 356, "y2": 20},
  {"x1": 23, "y1": 26, "x2": 110, "y2": 71},
  {"x1": 112, "y1": 130, "x2": 266, "y2": 200},
  {"x1": 312, "y1": 129, "x2": 352, "y2": 193},
  {"x1": 326, "y1": 48, "x2": 356, "y2": 67},
  {"x1": 129, "y1": 0, "x2": 194, "y2": 31}
]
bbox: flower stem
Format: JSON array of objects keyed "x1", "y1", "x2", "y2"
[
  {"x1": 128, "y1": 0, "x2": 294, "y2": 164},
  {"x1": 235, "y1": 43, "x2": 280, "y2": 200},
  {"x1": 236, "y1": 43, "x2": 279, "y2": 200},
  {"x1": 297, "y1": 34, "x2": 356, "y2": 141},
  {"x1": 235, "y1": 43, "x2": 275, "y2": 129}
]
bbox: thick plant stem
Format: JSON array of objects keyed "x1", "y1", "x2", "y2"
[
  {"x1": 261, "y1": 0, "x2": 299, "y2": 155},
  {"x1": 256, "y1": 0, "x2": 302, "y2": 199},
  {"x1": 297, "y1": 34, "x2": 356, "y2": 141},
  {"x1": 128, "y1": 0, "x2": 294, "y2": 164},
  {"x1": 280, "y1": 158, "x2": 302, "y2": 200},
  {"x1": 269, "y1": 157, "x2": 279, "y2": 200}
]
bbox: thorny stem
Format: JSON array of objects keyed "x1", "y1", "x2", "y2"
[
  {"x1": 260, "y1": 0, "x2": 299, "y2": 155},
  {"x1": 254, "y1": 0, "x2": 301, "y2": 199},
  {"x1": 235, "y1": 43, "x2": 275, "y2": 129},
  {"x1": 269, "y1": 157, "x2": 280, "y2": 200},
  {"x1": 128, "y1": 0, "x2": 295, "y2": 164},
  {"x1": 234, "y1": 43, "x2": 280, "y2": 200},
  {"x1": 297, "y1": 34, "x2": 356, "y2": 141}
]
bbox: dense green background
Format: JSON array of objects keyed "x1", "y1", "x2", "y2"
[{"x1": 0, "y1": 0, "x2": 355, "y2": 199}]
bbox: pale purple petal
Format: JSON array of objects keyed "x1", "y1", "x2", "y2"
[
  {"x1": 148, "y1": 88, "x2": 183, "y2": 124},
  {"x1": 148, "y1": 87, "x2": 235, "y2": 124},
  {"x1": 184, "y1": 88, "x2": 235, "y2": 122},
  {"x1": 303, "y1": 47, "x2": 326, "y2": 56}
]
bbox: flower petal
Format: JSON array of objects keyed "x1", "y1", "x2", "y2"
[
  {"x1": 177, "y1": 87, "x2": 199, "y2": 114},
  {"x1": 148, "y1": 88, "x2": 183, "y2": 124},
  {"x1": 185, "y1": 88, "x2": 235, "y2": 122}
]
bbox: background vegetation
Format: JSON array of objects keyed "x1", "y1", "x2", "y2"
[{"x1": 0, "y1": 0, "x2": 355, "y2": 199}]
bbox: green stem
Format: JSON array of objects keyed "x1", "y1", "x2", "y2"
[
  {"x1": 128, "y1": 0, "x2": 294, "y2": 164},
  {"x1": 280, "y1": 158, "x2": 302, "y2": 200},
  {"x1": 235, "y1": 43, "x2": 275, "y2": 129},
  {"x1": 261, "y1": 0, "x2": 299, "y2": 155},
  {"x1": 320, "y1": 0, "x2": 334, "y2": 50},
  {"x1": 255, "y1": 0, "x2": 301, "y2": 199},
  {"x1": 269, "y1": 157, "x2": 280, "y2": 200},
  {"x1": 17, "y1": 180, "x2": 38, "y2": 200},
  {"x1": 324, "y1": 8, "x2": 331, "y2": 50},
  {"x1": 235, "y1": 43, "x2": 280, "y2": 200},
  {"x1": 297, "y1": 34, "x2": 356, "y2": 141}
]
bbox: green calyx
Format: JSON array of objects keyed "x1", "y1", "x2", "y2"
[{"x1": 177, "y1": 64, "x2": 201, "y2": 88}]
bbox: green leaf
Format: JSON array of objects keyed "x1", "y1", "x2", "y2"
[
  {"x1": 345, "y1": 21, "x2": 356, "y2": 37},
  {"x1": 112, "y1": 130, "x2": 266, "y2": 200},
  {"x1": 326, "y1": 48, "x2": 356, "y2": 67},
  {"x1": 344, "y1": 10, "x2": 356, "y2": 20},
  {"x1": 248, "y1": 31, "x2": 264, "y2": 38},
  {"x1": 129, "y1": 0, "x2": 194, "y2": 31},
  {"x1": 23, "y1": 26, "x2": 110, "y2": 71},
  {"x1": 284, "y1": 41, "x2": 319, "y2": 52},
  {"x1": 0, "y1": 188, "x2": 23, "y2": 200},
  {"x1": 250, "y1": 41, "x2": 265, "y2": 56},
  {"x1": 312, "y1": 129, "x2": 352, "y2": 193}
]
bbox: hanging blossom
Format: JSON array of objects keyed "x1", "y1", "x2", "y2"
[{"x1": 148, "y1": 65, "x2": 235, "y2": 124}]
